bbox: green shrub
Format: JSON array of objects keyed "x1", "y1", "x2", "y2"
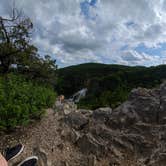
[{"x1": 0, "y1": 73, "x2": 57, "y2": 130}]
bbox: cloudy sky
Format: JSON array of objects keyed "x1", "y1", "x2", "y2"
[{"x1": 1, "y1": 0, "x2": 166, "y2": 67}]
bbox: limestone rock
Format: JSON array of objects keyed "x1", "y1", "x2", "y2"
[
  {"x1": 88, "y1": 155, "x2": 97, "y2": 166},
  {"x1": 33, "y1": 147, "x2": 49, "y2": 166},
  {"x1": 64, "y1": 112, "x2": 89, "y2": 130},
  {"x1": 70, "y1": 129, "x2": 81, "y2": 144},
  {"x1": 92, "y1": 107, "x2": 112, "y2": 122},
  {"x1": 77, "y1": 134, "x2": 106, "y2": 156}
]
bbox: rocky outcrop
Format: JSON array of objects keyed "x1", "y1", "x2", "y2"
[{"x1": 61, "y1": 81, "x2": 166, "y2": 166}]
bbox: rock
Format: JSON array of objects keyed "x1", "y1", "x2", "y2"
[
  {"x1": 64, "y1": 109, "x2": 72, "y2": 115},
  {"x1": 61, "y1": 161, "x2": 69, "y2": 166},
  {"x1": 57, "y1": 143, "x2": 64, "y2": 150},
  {"x1": 110, "y1": 146, "x2": 123, "y2": 160},
  {"x1": 56, "y1": 100, "x2": 77, "y2": 115},
  {"x1": 64, "y1": 112, "x2": 89, "y2": 130},
  {"x1": 77, "y1": 109, "x2": 93, "y2": 116},
  {"x1": 55, "y1": 100, "x2": 64, "y2": 113},
  {"x1": 33, "y1": 147, "x2": 49, "y2": 166},
  {"x1": 129, "y1": 88, "x2": 160, "y2": 123},
  {"x1": 129, "y1": 87, "x2": 152, "y2": 99},
  {"x1": 60, "y1": 128, "x2": 72, "y2": 140},
  {"x1": 108, "y1": 87, "x2": 160, "y2": 129},
  {"x1": 158, "y1": 82, "x2": 166, "y2": 124},
  {"x1": 88, "y1": 155, "x2": 97, "y2": 166},
  {"x1": 63, "y1": 101, "x2": 77, "y2": 115},
  {"x1": 90, "y1": 124, "x2": 114, "y2": 141},
  {"x1": 149, "y1": 152, "x2": 166, "y2": 166},
  {"x1": 70, "y1": 129, "x2": 81, "y2": 144},
  {"x1": 107, "y1": 101, "x2": 140, "y2": 129},
  {"x1": 92, "y1": 107, "x2": 112, "y2": 122},
  {"x1": 60, "y1": 129, "x2": 67, "y2": 139},
  {"x1": 120, "y1": 134, "x2": 153, "y2": 157},
  {"x1": 77, "y1": 133, "x2": 106, "y2": 156}
]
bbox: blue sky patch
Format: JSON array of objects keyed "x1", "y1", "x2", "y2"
[
  {"x1": 135, "y1": 43, "x2": 166, "y2": 57},
  {"x1": 80, "y1": 0, "x2": 98, "y2": 19},
  {"x1": 120, "y1": 45, "x2": 129, "y2": 51},
  {"x1": 125, "y1": 21, "x2": 135, "y2": 27}
]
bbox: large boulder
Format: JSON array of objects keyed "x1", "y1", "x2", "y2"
[
  {"x1": 92, "y1": 107, "x2": 112, "y2": 122},
  {"x1": 107, "y1": 87, "x2": 160, "y2": 129},
  {"x1": 63, "y1": 101, "x2": 77, "y2": 115},
  {"x1": 129, "y1": 88, "x2": 160, "y2": 123},
  {"x1": 107, "y1": 101, "x2": 140, "y2": 129},
  {"x1": 64, "y1": 112, "x2": 89, "y2": 130},
  {"x1": 56, "y1": 100, "x2": 77, "y2": 115}
]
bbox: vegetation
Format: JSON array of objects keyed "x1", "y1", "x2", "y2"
[
  {"x1": 56, "y1": 63, "x2": 165, "y2": 109},
  {"x1": 0, "y1": 73, "x2": 56, "y2": 130},
  {"x1": 0, "y1": 8, "x2": 57, "y2": 130}
]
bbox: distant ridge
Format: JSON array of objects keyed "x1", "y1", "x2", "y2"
[{"x1": 56, "y1": 63, "x2": 166, "y2": 109}]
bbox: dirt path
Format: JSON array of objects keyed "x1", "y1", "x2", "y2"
[{"x1": 0, "y1": 109, "x2": 86, "y2": 166}]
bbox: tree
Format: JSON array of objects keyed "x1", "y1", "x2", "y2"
[
  {"x1": 26, "y1": 55, "x2": 58, "y2": 86},
  {"x1": 0, "y1": 8, "x2": 33, "y2": 73},
  {"x1": 0, "y1": 7, "x2": 58, "y2": 87}
]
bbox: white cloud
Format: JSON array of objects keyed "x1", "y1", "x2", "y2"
[{"x1": 1, "y1": 0, "x2": 166, "y2": 67}]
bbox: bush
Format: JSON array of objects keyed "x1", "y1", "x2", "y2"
[{"x1": 0, "y1": 73, "x2": 57, "y2": 130}]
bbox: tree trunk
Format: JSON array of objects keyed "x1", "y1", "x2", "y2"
[{"x1": 0, "y1": 56, "x2": 10, "y2": 73}]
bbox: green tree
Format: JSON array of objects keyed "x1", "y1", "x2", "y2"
[{"x1": 27, "y1": 55, "x2": 58, "y2": 86}]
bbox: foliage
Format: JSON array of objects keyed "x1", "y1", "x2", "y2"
[
  {"x1": 18, "y1": 54, "x2": 58, "y2": 87},
  {"x1": 0, "y1": 73, "x2": 57, "y2": 130}
]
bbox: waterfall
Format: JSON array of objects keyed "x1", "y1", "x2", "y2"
[{"x1": 69, "y1": 88, "x2": 88, "y2": 103}]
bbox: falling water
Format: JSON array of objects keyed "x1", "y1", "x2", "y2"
[{"x1": 69, "y1": 88, "x2": 88, "y2": 103}]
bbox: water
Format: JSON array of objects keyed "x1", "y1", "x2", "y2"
[{"x1": 69, "y1": 88, "x2": 88, "y2": 103}]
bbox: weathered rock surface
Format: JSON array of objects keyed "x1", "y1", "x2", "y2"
[
  {"x1": 92, "y1": 107, "x2": 112, "y2": 122},
  {"x1": 64, "y1": 112, "x2": 89, "y2": 130},
  {"x1": 62, "y1": 81, "x2": 166, "y2": 165}
]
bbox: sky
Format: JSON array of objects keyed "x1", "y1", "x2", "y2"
[{"x1": 1, "y1": 0, "x2": 166, "y2": 67}]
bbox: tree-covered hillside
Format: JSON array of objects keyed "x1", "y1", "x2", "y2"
[{"x1": 56, "y1": 63, "x2": 166, "y2": 109}]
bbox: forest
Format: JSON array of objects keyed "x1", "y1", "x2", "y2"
[{"x1": 57, "y1": 63, "x2": 165, "y2": 109}]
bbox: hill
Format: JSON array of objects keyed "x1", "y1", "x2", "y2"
[{"x1": 56, "y1": 63, "x2": 166, "y2": 109}]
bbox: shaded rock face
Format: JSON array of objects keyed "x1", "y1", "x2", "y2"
[
  {"x1": 64, "y1": 112, "x2": 89, "y2": 130},
  {"x1": 92, "y1": 107, "x2": 112, "y2": 122},
  {"x1": 108, "y1": 87, "x2": 161, "y2": 129},
  {"x1": 77, "y1": 134, "x2": 106, "y2": 156},
  {"x1": 62, "y1": 82, "x2": 166, "y2": 166}
]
